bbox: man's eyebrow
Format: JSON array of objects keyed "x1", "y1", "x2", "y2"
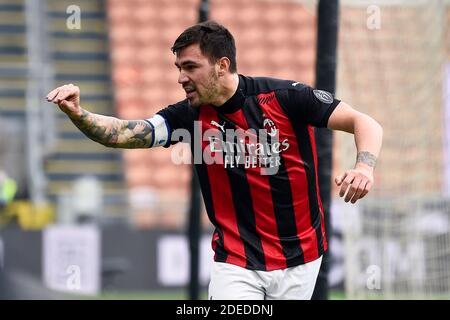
[{"x1": 174, "y1": 60, "x2": 199, "y2": 67}]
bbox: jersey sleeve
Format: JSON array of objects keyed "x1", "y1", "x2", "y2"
[
  {"x1": 278, "y1": 85, "x2": 340, "y2": 128},
  {"x1": 151, "y1": 99, "x2": 192, "y2": 148}
]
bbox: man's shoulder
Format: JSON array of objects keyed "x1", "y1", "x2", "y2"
[
  {"x1": 240, "y1": 74, "x2": 308, "y2": 96},
  {"x1": 159, "y1": 99, "x2": 196, "y2": 114},
  {"x1": 169, "y1": 99, "x2": 190, "y2": 109},
  {"x1": 157, "y1": 99, "x2": 198, "y2": 122}
]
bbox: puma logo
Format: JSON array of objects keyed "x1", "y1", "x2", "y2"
[{"x1": 210, "y1": 120, "x2": 225, "y2": 133}]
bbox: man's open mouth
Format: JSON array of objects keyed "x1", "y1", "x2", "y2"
[{"x1": 185, "y1": 87, "x2": 196, "y2": 98}]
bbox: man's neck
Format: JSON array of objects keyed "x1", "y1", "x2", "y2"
[{"x1": 211, "y1": 73, "x2": 239, "y2": 107}]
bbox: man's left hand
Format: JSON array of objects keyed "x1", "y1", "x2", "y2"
[{"x1": 335, "y1": 164, "x2": 374, "y2": 203}]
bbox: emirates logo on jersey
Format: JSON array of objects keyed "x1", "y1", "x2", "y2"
[
  {"x1": 263, "y1": 118, "x2": 278, "y2": 137},
  {"x1": 169, "y1": 120, "x2": 290, "y2": 176}
]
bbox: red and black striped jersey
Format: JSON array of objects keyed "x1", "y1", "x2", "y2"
[{"x1": 155, "y1": 74, "x2": 340, "y2": 271}]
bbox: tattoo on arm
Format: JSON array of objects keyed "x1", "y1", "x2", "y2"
[
  {"x1": 119, "y1": 120, "x2": 153, "y2": 148},
  {"x1": 70, "y1": 109, "x2": 153, "y2": 148},
  {"x1": 356, "y1": 151, "x2": 377, "y2": 167}
]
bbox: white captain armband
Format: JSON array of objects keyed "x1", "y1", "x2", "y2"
[{"x1": 144, "y1": 114, "x2": 170, "y2": 147}]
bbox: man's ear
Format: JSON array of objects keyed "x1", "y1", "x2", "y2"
[{"x1": 217, "y1": 57, "x2": 231, "y2": 76}]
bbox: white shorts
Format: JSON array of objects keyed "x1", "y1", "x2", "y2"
[{"x1": 208, "y1": 256, "x2": 322, "y2": 300}]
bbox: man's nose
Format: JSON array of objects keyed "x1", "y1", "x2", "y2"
[{"x1": 178, "y1": 71, "x2": 189, "y2": 84}]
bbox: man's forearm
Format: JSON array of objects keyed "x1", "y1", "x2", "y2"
[
  {"x1": 69, "y1": 108, "x2": 153, "y2": 148},
  {"x1": 353, "y1": 114, "x2": 383, "y2": 169}
]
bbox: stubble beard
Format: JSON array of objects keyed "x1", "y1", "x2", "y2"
[{"x1": 189, "y1": 69, "x2": 220, "y2": 108}]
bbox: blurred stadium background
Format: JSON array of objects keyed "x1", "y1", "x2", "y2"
[{"x1": 0, "y1": 0, "x2": 449, "y2": 299}]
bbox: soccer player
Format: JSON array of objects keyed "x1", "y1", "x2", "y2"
[{"x1": 46, "y1": 21, "x2": 382, "y2": 300}]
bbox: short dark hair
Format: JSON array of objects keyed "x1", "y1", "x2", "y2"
[{"x1": 171, "y1": 21, "x2": 237, "y2": 73}]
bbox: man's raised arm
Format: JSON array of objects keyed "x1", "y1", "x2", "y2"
[{"x1": 46, "y1": 84, "x2": 153, "y2": 148}]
